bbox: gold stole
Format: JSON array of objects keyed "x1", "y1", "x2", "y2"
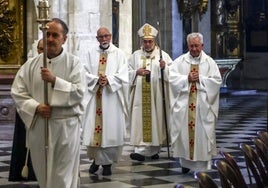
[
  {"x1": 188, "y1": 64, "x2": 198, "y2": 160},
  {"x1": 141, "y1": 56, "x2": 154, "y2": 142},
  {"x1": 92, "y1": 52, "x2": 107, "y2": 147}
]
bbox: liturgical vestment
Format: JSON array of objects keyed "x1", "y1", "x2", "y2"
[
  {"x1": 82, "y1": 43, "x2": 129, "y2": 165},
  {"x1": 128, "y1": 46, "x2": 172, "y2": 156},
  {"x1": 169, "y1": 51, "x2": 222, "y2": 170},
  {"x1": 11, "y1": 50, "x2": 86, "y2": 188}
]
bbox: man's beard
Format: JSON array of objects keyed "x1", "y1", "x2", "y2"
[
  {"x1": 100, "y1": 42, "x2": 109, "y2": 49},
  {"x1": 144, "y1": 47, "x2": 154, "y2": 53}
]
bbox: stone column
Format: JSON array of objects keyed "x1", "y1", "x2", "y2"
[
  {"x1": 199, "y1": 0, "x2": 211, "y2": 54},
  {"x1": 118, "y1": 0, "x2": 132, "y2": 56},
  {"x1": 100, "y1": 0, "x2": 112, "y2": 30},
  {"x1": 30, "y1": 1, "x2": 132, "y2": 62}
]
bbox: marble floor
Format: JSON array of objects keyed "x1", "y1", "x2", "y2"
[{"x1": 0, "y1": 89, "x2": 267, "y2": 188}]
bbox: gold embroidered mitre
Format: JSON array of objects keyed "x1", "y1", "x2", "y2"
[{"x1": 138, "y1": 23, "x2": 158, "y2": 39}]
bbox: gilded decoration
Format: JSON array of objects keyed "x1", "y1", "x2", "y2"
[
  {"x1": 0, "y1": 0, "x2": 15, "y2": 59},
  {"x1": 142, "y1": 25, "x2": 152, "y2": 36},
  {"x1": 211, "y1": 0, "x2": 242, "y2": 58},
  {"x1": 227, "y1": 32, "x2": 239, "y2": 52},
  {"x1": 0, "y1": 0, "x2": 24, "y2": 75},
  {"x1": 177, "y1": 0, "x2": 208, "y2": 20},
  {"x1": 226, "y1": 0, "x2": 240, "y2": 15}
]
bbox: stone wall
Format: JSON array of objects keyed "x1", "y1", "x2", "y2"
[
  {"x1": 0, "y1": 0, "x2": 133, "y2": 127},
  {"x1": 27, "y1": 0, "x2": 132, "y2": 60}
]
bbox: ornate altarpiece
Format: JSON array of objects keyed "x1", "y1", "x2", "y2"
[
  {"x1": 0, "y1": 0, "x2": 25, "y2": 78},
  {"x1": 0, "y1": 0, "x2": 25, "y2": 126}
]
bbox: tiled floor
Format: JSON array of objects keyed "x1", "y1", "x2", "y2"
[{"x1": 0, "y1": 89, "x2": 267, "y2": 187}]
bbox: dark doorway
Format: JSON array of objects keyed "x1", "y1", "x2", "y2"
[{"x1": 244, "y1": 0, "x2": 268, "y2": 52}]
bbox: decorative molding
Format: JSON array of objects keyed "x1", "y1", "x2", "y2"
[
  {"x1": 0, "y1": 91, "x2": 16, "y2": 125},
  {"x1": 215, "y1": 58, "x2": 241, "y2": 87}
]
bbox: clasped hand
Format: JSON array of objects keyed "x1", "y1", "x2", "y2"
[
  {"x1": 188, "y1": 72, "x2": 199, "y2": 82},
  {"x1": 98, "y1": 75, "x2": 108, "y2": 86},
  {"x1": 137, "y1": 68, "x2": 150, "y2": 76}
]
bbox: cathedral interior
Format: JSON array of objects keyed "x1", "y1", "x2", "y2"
[{"x1": 0, "y1": 0, "x2": 267, "y2": 187}]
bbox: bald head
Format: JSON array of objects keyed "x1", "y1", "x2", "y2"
[
  {"x1": 97, "y1": 27, "x2": 111, "y2": 36},
  {"x1": 96, "y1": 27, "x2": 112, "y2": 49}
]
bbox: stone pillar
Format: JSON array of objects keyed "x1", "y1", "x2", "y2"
[
  {"x1": 30, "y1": 0, "x2": 103, "y2": 61},
  {"x1": 130, "y1": 0, "x2": 173, "y2": 57},
  {"x1": 172, "y1": 0, "x2": 183, "y2": 59},
  {"x1": 29, "y1": 1, "x2": 130, "y2": 61},
  {"x1": 199, "y1": 0, "x2": 211, "y2": 55},
  {"x1": 100, "y1": 0, "x2": 112, "y2": 30},
  {"x1": 65, "y1": 0, "x2": 101, "y2": 57},
  {"x1": 118, "y1": 1, "x2": 132, "y2": 56}
]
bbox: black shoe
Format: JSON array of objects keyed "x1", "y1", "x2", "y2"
[
  {"x1": 182, "y1": 167, "x2": 190, "y2": 174},
  {"x1": 102, "y1": 164, "x2": 112, "y2": 176},
  {"x1": 89, "y1": 160, "x2": 99, "y2": 174},
  {"x1": 151, "y1": 154, "x2": 159, "y2": 160},
  {"x1": 130, "y1": 153, "x2": 145, "y2": 161}
]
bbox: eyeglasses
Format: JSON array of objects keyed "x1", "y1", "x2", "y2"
[
  {"x1": 142, "y1": 40, "x2": 154, "y2": 44},
  {"x1": 96, "y1": 34, "x2": 111, "y2": 39},
  {"x1": 188, "y1": 44, "x2": 203, "y2": 48}
]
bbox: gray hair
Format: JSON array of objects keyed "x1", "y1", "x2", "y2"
[{"x1": 187, "y1": 32, "x2": 203, "y2": 44}]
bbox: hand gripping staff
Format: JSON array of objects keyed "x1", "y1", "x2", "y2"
[{"x1": 157, "y1": 21, "x2": 170, "y2": 158}]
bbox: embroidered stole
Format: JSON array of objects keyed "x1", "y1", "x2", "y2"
[
  {"x1": 141, "y1": 56, "x2": 154, "y2": 142},
  {"x1": 92, "y1": 52, "x2": 107, "y2": 147},
  {"x1": 188, "y1": 64, "x2": 198, "y2": 160}
]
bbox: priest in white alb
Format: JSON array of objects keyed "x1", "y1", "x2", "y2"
[
  {"x1": 11, "y1": 18, "x2": 86, "y2": 188},
  {"x1": 82, "y1": 27, "x2": 129, "y2": 176},
  {"x1": 169, "y1": 32, "x2": 222, "y2": 174}
]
